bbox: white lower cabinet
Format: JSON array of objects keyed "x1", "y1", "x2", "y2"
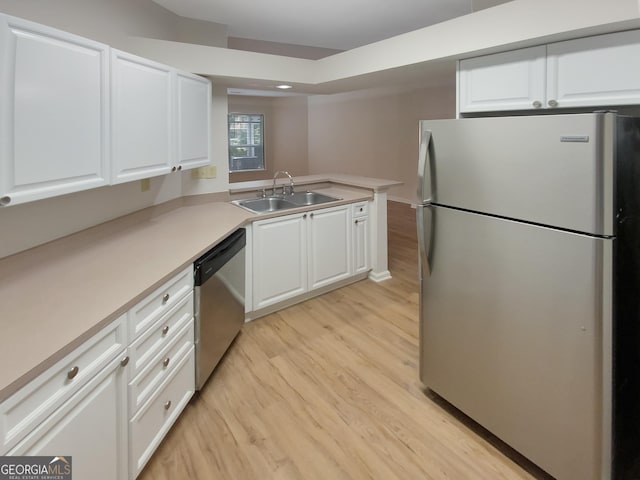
[
  {"x1": 252, "y1": 212, "x2": 308, "y2": 309},
  {"x1": 0, "y1": 267, "x2": 196, "y2": 480},
  {"x1": 352, "y1": 204, "x2": 370, "y2": 275},
  {"x1": 0, "y1": 315, "x2": 128, "y2": 478},
  {"x1": 252, "y1": 202, "x2": 369, "y2": 311},
  {"x1": 8, "y1": 355, "x2": 128, "y2": 480},
  {"x1": 129, "y1": 347, "x2": 195, "y2": 478},
  {"x1": 308, "y1": 206, "x2": 351, "y2": 290}
]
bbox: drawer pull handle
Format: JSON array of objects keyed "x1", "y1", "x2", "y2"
[
  {"x1": 177, "y1": 165, "x2": 183, "y2": 171},
  {"x1": 163, "y1": 357, "x2": 170, "y2": 368},
  {"x1": 310, "y1": 212, "x2": 314, "y2": 218},
  {"x1": 162, "y1": 325, "x2": 170, "y2": 335},
  {"x1": 67, "y1": 366, "x2": 79, "y2": 380},
  {"x1": 532, "y1": 100, "x2": 542, "y2": 108},
  {"x1": 548, "y1": 99, "x2": 558, "y2": 108},
  {"x1": 120, "y1": 356, "x2": 130, "y2": 367},
  {"x1": 171, "y1": 166, "x2": 177, "y2": 172},
  {"x1": 303, "y1": 214, "x2": 307, "y2": 219},
  {"x1": 355, "y1": 220, "x2": 359, "y2": 225},
  {"x1": 359, "y1": 207, "x2": 363, "y2": 212},
  {"x1": 162, "y1": 293, "x2": 170, "y2": 304},
  {"x1": 164, "y1": 400, "x2": 172, "y2": 410}
]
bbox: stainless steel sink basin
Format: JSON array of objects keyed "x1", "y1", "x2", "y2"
[
  {"x1": 232, "y1": 191, "x2": 341, "y2": 214},
  {"x1": 233, "y1": 197, "x2": 297, "y2": 213},
  {"x1": 288, "y1": 191, "x2": 339, "y2": 206}
]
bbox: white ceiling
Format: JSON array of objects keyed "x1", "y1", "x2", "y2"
[{"x1": 152, "y1": 0, "x2": 476, "y2": 50}]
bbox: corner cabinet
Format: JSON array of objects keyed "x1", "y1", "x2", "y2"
[
  {"x1": 0, "y1": 14, "x2": 110, "y2": 207},
  {"x1": 458, "y1": 29, "x2": 640, "y2": 114},
  {"x1": 0, "y1": 13, "x2": 211, "y2": 206},
  {"x1": 251, "y1": 202, "x2": 369, "y2": 312}
]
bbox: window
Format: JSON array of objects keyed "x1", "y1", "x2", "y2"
[{"x1": 228, "y1": 113, "x2": 265, "y2": 172}]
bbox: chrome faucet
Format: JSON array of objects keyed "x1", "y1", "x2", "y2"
[{"x1": 272, "y1": 170, "x2": 294, "y2": 195}]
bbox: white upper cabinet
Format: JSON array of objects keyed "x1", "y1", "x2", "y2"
[
  {"x1": 177, "y1": 72, "x2": 211, "y2": 170},
  {"x1": 547, "y1": 30, "x2": 640, "y2": 109},
  {"x1": 0, "y1": 14, "x2": 211, "y2": 206},
  {"x1": 0, "y1": 14, "x2": 110, "y2": 207},
  {"x1": 111, "y1": 50, "x2": 173, "y2": 184},
  {"x1": 458, "y1": 46, "x2": 547, "y2": 113},
  {"x1": 458, "y1": 29, "x2": 640, "y2": 114}
]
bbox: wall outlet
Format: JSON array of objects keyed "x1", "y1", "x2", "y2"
[
  {"x1": 140, "y1": 178, "x2": 150, "y2": 192},
  {"x1": 192, "y1": 165, "x2": 217, "y2": 179}
]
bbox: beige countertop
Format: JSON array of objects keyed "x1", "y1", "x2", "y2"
[
  {"x1": 0, "y1": 200, "x2": 253, "y2": 402},
  {"x1": 229, "y1": 173, "x2": 402, "y2": 194},
  {"x1": 0, "y1": 184, "x2": 377, "y2": 402}
]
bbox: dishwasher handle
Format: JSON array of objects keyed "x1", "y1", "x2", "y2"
[{"x1": 194, "y1": 228, "x2": 246, "y2": 285}]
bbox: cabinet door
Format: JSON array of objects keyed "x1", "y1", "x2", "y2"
[
  {"x1": 177, "y1": 72, "x2": 211, "y2": 170},
  {"x1": 0, "y1": 15, "x2": 109, "y2": 207},
  {"x1": 9, "y1": 356, "x2": 128, "y2": 480},
  {"x1": 111, "y1": 49, "x2": 173, "y2": 183},
  {"x1": 458, "y1": 46, "x2": 546, "y2": 113},
  {"x1": 253, "y1": 213, "x2": 307, "y2": 309},
  {"x1": 547, "y1": 30, "x2": 640, "y2": 109},
  {"x1": 308, "y1": 205, "x2": 351, "y2": 290},
  {"x1": 353, "y1": 216, "x2": 369, "y2": 275}
]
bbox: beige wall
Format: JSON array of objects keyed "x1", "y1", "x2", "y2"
[
  {"x1": 307, "y1": 84, "x2": 456, "y2": 204},
  {"x1": 228, "y1": 95, "x2": 309, "y2": 183}
]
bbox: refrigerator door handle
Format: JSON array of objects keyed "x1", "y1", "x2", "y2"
[
  {"x1": 417, "y1": 129, "x2": 433, "y2": 203},
  {"x1": 417, "y1": 204, "x2": 433, "y2": 277}
]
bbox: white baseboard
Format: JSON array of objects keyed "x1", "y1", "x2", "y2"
[{"x1": 368, "y1": 270, "x2": 392, "y2": 282}]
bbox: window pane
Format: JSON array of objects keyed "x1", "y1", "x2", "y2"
[{"x1": 228, "y1": 113, "x2": 265, "y2": 172}]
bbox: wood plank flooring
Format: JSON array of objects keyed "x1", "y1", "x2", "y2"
[{"x1": 139, "y1": 201, "x2": 545, "y2": 480}]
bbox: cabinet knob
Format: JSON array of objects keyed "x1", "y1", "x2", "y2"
[
  {"x1": 548, "y1": 99, "x2": 558, "y2": 108},
  {"x1": 303, "y1": 214, "x2": 307, "y2": 219},
  {"x1": 164, "y1": 400, "x2": 172, "y2": 410},
  {"x1": 162, "y1": 325, "x2": 170, "y2": 335},
  {"x1": 67, "y1": 366, "x2": 79, "y2": 380},
  {"x1": 310, "y1": 212, "x2": 314, "y2": 218},
  {"x1": 162, "y1": 293, "x2": 170, "y2": 304},
  {"x1": 171, "y1": 166, "x2": 177, "y2": 172},
  {"x1": 355, "y1": 219, "x2": 359, "y2": 224},
  {"x1": 0, "y1": 196, "x2": 11, "y2": 206},
  {"x1": 359, "y1": 208, "x2": 363, "y2": 212},
  {"x1": 532, "y1": 100, "x2": 542, "y2": 109},
  {"x1": 120, "y1": 356, "x2": 130, "y2": 367},
  {"x1": 177, "y1": 165, "x2": 183, "y2": 171},
  {"x1": 163, "y1": 357, "x2": 170, "y2": 368}
]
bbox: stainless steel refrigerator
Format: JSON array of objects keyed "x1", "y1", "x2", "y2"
[{"x1": 417, "y1": 112, "x2": 640, "y2": 480}]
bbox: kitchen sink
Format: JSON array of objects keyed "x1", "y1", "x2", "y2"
[
  {"x1": 232, "y1": 191, "x2": 341, "y2": 214},
  {"x1": 288, "y1": 191, "x2": 338, "y2": 206}
]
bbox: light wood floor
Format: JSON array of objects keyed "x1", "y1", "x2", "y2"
[{"x1": 140, "y1": 201, "x2": 544, "y2": 480}]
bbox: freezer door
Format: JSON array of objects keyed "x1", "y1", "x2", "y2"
[
  {"x1": 419, "y1": 112, "x2": 615, "y2": 236},
  {"x1": 419, "y1": 206, "x2": 611, "y2": 480}
]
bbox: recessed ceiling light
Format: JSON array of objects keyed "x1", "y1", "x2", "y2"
[{"x1": 276, "y1": 84, "x2": 293, "y2": 89}]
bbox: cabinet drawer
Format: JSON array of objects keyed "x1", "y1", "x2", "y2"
[
  {"x1": 128, "y1": 292, "x2": 193, "y2": 380},
  {"x1": 129, "y1": 266, "x2": 193, "y2": 341},
  {"x1": 128, "y1": 320, "x2": 194, "y2": 413},
  {"x1": 352, "y1": 202, "x2": 368, "y2": 217},
  {"x1": 129, "y1": 347, "x2": 195, "y2": 477},
  {"x1": 0, "y1": 315, "x2": 126, "y2": 454}
]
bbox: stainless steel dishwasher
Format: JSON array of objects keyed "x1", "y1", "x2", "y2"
[{"x1": 193, "y1": 228, "x2": 245, "y2": 390}]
